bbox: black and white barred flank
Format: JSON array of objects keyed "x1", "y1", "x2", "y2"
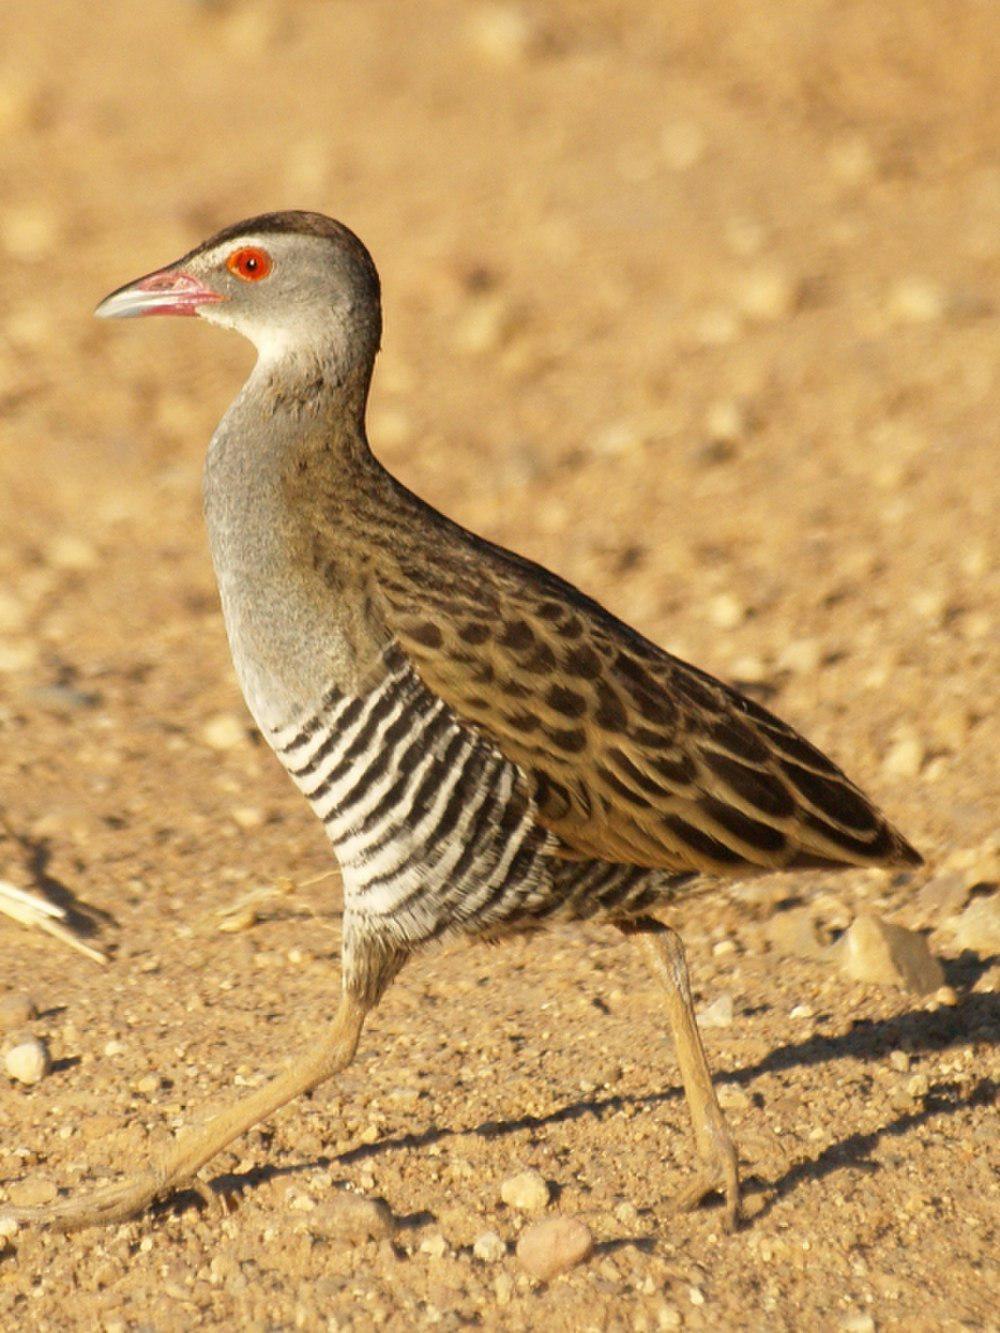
[{"x1": 265, "y1": 647, "x2": 685, "y2": 955}]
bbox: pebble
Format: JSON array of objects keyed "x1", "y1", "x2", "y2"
[
  {"x1": 704, "y1": 399, "x2": 746, "y2": 445},
  {"x1": 500, "y1": 1168, "x2": 550, "y2": 1212},
  {"x1": 0, "y1": 591, "x2": 27, "y2": 633},
  {"x1": 0, "y1": 205, "x2": 60, "y2": 261},
  {"x1": 368, "y1": 405, "x2": 413, "y2": 449},
  {"x1": 134, "y1": 1074, "x2": 162, "y2": 1095},
  {"x1": 7, "y1": 1177, "x2": 57, "y2": 1208},
  {"x1": 660, "y1": 120, "x2": 706, "y2": 171},
  {"x1": 419, "y1": 1232, "x2": 449, "y2": 1259},
  {"x1": 452, "y1": 294, "x2": 516, "y2": 355},
  {"x1": 516, "y1": 1216, "x2": 594, "y2": 1281},
  {"x1": 717, "y1": 1082, "x2": 750, "y2": 1110},
  {"x1": 841, "y1": 1314, "x2": 876, "y2": 1333},
  {"x1": 473, "y1": 1230, "x2": 507, "y2": 1263},
  {"x1": 907, "y1": 1073, "x2": 930, "y2": 1099},
  {"x1": 735, "y1": 267, "x2": 799, "y2": 322},
  {"x1": 946, "y1": 891, "x2": 1000, "y2": 955},
  {"x1": 928, "y1": 984, "x2": 958, "y2": 1009},
  {"x1": 827, "y1": 135, "x2": 878, "y2": 188},
  {"x1": 912, "y1": 873, "x2": 971, "y2": 925},
  {"x1": 200, "y1": 713, "x2": 247, "y2": 751},
  {"x1": 776, "y1": 637, "x2": 823, "y2": 675},
  {"x1": 889, "y1": 1050, "x2": 911, "y2": 1073},
  {"x1": 789, "y1": 1003, "x2": 814, "y2": 1020},
  {"x1": 44, "y1": 533, "x2": 98, "y2": 571},
  {"x1": 882, "y1": 733, "x2": 925, "y2": 779},
  {"x1": 766, "y1": 906, "x2": 825, "y2": 960},
  {"x1": 697, "y1": 993, "x2": 734, "y2": 1028},
  {"x1": 706, "y1": 592, "x2": 745, "y2": 630},
  {"x1": 466, "y1": 4, "x2": 535, "y2": 66},
  {"x1": 0, "y1": 992, "x2": 37, "y2": 1032},
  {"x1": 889, "y1": 276, "x2": 946, "y2": 323},
  {"x1": 657, "y1": 1306, "x2": 683, "y2": 1329},
  {"x1": 835, "y1": 914, "x2": 944, "y2": 995},
  {"x1": 4, "y1": 1034, "x2": 50, "y2": 1085},
  {"x1": 692, "y1": 307, "x2": 741, "y2": 346},
  {"x1": 231, "y1": 805, "x2": 265, "y2": 830},
  {"x1": 311, "y1": 1193, "x2": 397, "y2": 1243}
]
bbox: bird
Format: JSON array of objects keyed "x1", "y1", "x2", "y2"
[{"x1": 4, "y1": 211, "x2": 921, "y2": 1235}]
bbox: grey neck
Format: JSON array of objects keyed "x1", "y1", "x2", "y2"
[{"x1": 201, "y1": 347, "x2": 381, "y2": 728}]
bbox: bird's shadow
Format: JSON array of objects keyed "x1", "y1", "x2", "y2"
[{"x1": 192, "y1": 988, "x2": 996, "y2": 1226}]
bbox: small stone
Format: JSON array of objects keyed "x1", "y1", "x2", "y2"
[
  {"x1": 841, "y1": 1314, "x2": 876, "y2": 1333},
  {"x1": 928, "y1": 984, "x2": 958, "y2": 1008},
  {"x1": 889, "y1": 1050, "x2": 910, "y2": 1073},
  {"x1": 889, "y1": 277, "x2": 946, "y2": 324},
  {"x1": 4, "y1": 1034, "x2": 50, "y2": 1085},
  {"x1": 591, "y1": 420, "x2": 643, "y2": 458},
  {"x1": 103, "y1": 1039, "x2": 126, "y2": 1057},
  {"x1": 724, "y1": 216, "x2": 767, "y2": 257},
  {"x1": 836, "y1": 914, "x2": 944, "y2": 995},
  {"x1": 657, "y1": 1306, "x2": 683, "y2": 1329},
  {"x1": 947, "y1": 891, "x2": 1000, "y2": 955},
  {"x1": 706, "y1": 593, "x2": 745, "y2": 630},
  {"x1": 614, "y1": 1201, "x2": 640, "y2": 1227},
  {"x1": 692, "y1": 307, "x2": 741, "y2": 346},
  {"x1": 135, "y1": 1073, "x2": 161, "y2": 1095},
  {"x1": 735, "y1": 267, "x2": 799, "y2": 322},
  {"x1": 827, "y1": 135, "x2": 878, "y2": 188},
  {"x1": 0, "y1": 1215, "x2": 19, "y2": 1240},
  {"x1": 312, "y1": 1193, "x2": 397, "y2": 1243},
  {"x1": 200, "y1": 713, "x2": 247, "y2": 751},
  {"x1": 0, "y1": 205, "x2": 60, "y2": 261},
  {"x1": 697, "y1": 993, "x2": 734, "y2": 1028},
  {"x1": 0, "y1": 992, "x2": 37, "y2": 1032},
  {"x1": 660, "y1": 121, "x2": 706, "y2": 171},
  {"x1": 500, "y1": 1168, "x2": 550, "y2": 1212},
  {"x1": 717, "y1": 1082, "x2": 750, "y2": 1110},
  {"x1": 704, "y1": 399, "x2": 745, "y2": 445},
  {"x1": 789, "y1": 1003, "x2": 814, "y2": 1020},
  {"x1": 473, "y1": 1230, "x2": 507, "y2": 1263},
  {"x1": 776, "y1": 637, "x2": 823, "y2": 675},
  {"x1": 912, "y1": 873, "x2": 971, "y2": 925},
  {"x1": 689, "y1": 1286, "x2": 706, "y2": 1306},
  {"x1": 516, "y1": 1216, "x2": 593, "y2": 1281},
  {"x1": 907, "y1": 1073, "x2": 930, "y2": 1099},
  {"x1": 882, "y1": 733, "x2": 924, "y2": 779},
  {"x1": 7, "y1": 1177, "x2": 57, "y2": 1208},
  {"x1": 466, "y1": 4, "x2": 535, "y2": 66},
  {"x1": 369, "y1": 405, "x2": 413, "y2": 449},
  {"x1": 766, "y1": 907, "x2": 825, "y2": 960},
  {"x1": 231, "y1": 806, "x2": 264, "y2": 830},
  {"x1": 453, "y1": 294, "x2": 516, "y2": 355},
  {"x1": 44, "y1": 533, "x2": 98, "y2": 570},
  {"x1": 0, "y1": 591, "x2": 27, "y2": 633},
  {"x1": 420, "y1": 1232, "x2": 449, "y2": 1259}
]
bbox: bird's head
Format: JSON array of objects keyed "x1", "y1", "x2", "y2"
[{"x1": 95, "y1": 211, "x2": 382, "y2": 374}]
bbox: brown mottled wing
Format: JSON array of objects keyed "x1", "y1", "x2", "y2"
[{"x1": 377, "y1": 519, "x2": 921, "y2": 876}]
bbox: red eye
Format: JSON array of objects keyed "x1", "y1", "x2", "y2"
[{"x1": 226, "y1": 246, "x2": 272, "y2": 281}]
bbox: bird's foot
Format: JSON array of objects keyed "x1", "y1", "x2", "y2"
[
  {"x1": 675, "y1": 1130, "x2": 742, "y2": 1232},
  {"x1": 0, "y1": 1164, "x2": 215, "y2": 1234}
]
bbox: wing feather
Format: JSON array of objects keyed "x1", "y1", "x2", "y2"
[{"x1": 372, "y1": 510, "x2": 921, "y2": 876}]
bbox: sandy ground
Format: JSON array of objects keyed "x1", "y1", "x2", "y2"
[{"x1": 0, "y1": 2, "x2": 997, "y2": 1328}]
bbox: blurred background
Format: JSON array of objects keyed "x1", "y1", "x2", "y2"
[
  {"x1": 0, "y1": 2, "x2": 996, "y2": 1325},
  {"x1": 1, "y1": 0, "x2": 995, "y2": 843}
]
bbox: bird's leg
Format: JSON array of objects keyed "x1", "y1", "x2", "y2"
[
  {"x1": 619, "y1": 915, "x2": 741, "y2": 1230},
  {"x1": 1, "y1": 942, "x2": 407, "y2": 1233}
]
